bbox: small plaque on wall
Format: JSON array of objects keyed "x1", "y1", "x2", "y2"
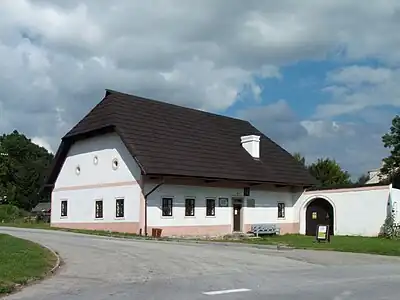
[
  {"x1": 219, "y1": 197, "x2": 228, "y2": 207},
  {"x1": 247, "y1": 198, "x2": 255, "y2": 208}
]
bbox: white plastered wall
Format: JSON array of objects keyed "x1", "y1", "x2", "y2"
[
  {"x1": 295, "y1": 186, "x2": 391, "y2": 236},
  {"x1": 51, "y1": 133, "x2": 143, "y2": 225}
]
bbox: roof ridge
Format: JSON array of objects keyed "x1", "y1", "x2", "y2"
[{"x1": 105, "y1": 89, "x2": 251, "y2": 124}]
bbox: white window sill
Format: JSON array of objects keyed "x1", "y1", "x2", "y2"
[
  {"x1": 114, "y1": 217, "x2": 125, "y2": 220},
  {"x1": 95, "y1": 218, "x2": 104, "y2": 221},
  {"x1": 184, "y1": 216, "x2": 196, "y2": 218},
  {"x1": 60, "y1": 216, "x2": 68, "y2": 219},
  {"x1": 205, "y1": 215, "x2": 216, "y2": 218},
  {"x1": 161, "y1": 216, "x2": 174, "y2": 219}
]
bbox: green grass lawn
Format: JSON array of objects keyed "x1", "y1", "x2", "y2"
[
  {"x1": 237, "y1": 234, "x2": 400, "y2": 256},
  {"x1": 0, "y1": 234, "x2": 57, "y2": 295}
]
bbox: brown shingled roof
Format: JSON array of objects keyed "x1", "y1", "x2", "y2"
[{"x1": 46, "y1": 90, "x2": 316, "y2": 187}]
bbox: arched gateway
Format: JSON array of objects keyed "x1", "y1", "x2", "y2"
[{"x1": 305, "y1": 198, "x2": 334, "y2": 236}]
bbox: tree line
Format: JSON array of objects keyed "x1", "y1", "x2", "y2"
[
  {"x1": 0, "y1": 115, "x2": 398, "y2": 211},
  {"x1": 293, "y1": 114, "x2": 400, "y2": 187},
  {"x1": 0, "y1": 131, "x2": 53, "y2": 211}
]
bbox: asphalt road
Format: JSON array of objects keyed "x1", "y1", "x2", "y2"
[{"x1": 1, "y1": 227, "x2": 400, "y2": 300}]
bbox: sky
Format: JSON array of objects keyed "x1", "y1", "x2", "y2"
[{"x1": 0, "y1": 0, "x2": 399, "y2": 179}]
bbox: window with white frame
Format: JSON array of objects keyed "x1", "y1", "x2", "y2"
[
  {"x1": 61, "y1": 200, "x2": 68, "y2": 217},
  {"x1": 162, "y1": 197, "x2": 173, "y2": 216},
  {"x1": 206, "y1": 198, "x2": 215, "y2": 216},
  {"x1": 116, "y1": 198, "x2": 124, "y2": 218},
  {"x1": 278, "y1": 202, "x2": 285, "y2": 218},
  {"x1": 95, "y1": 200, "x2": 103, "y2": 219},
  {"x1": 185, "y1": 198, "x2": 195, "y2": 216}
]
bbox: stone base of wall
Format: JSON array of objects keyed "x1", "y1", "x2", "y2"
[
  {"x1": 51, "y1": 222, "x2": 299, "y2": 237},
  {"x1": 148, "y1": 225, "x2": 232, "y2": 237},
  {"x1": 51, "y1": 222, "x2": 140, "y2": 234}
]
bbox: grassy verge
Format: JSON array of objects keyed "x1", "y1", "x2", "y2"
[
  {"x1": 0, "y1": 234, "x2": 57, "y2": 295},
  {"x1": 0, "y1": 222, "x2": 144, "y2": 239},
  {"x1": 0, "y1": 222, "x2": 52, "y2": 230},
  {"x1": 231, "y1": 234, "x2": 400, "y2": 256}
]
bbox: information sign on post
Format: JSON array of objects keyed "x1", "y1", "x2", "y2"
[{"x1": 316, "y1": 224, "x2": 330, "y2": 243}]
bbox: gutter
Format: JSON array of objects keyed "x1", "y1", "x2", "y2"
[{"x1": 144, "y1": 180, "x2": 164, "y2": 236}]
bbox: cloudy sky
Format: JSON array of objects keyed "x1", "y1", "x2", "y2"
[{"x1": 1, "y1": 0, "x2": 399, "y2": 179}]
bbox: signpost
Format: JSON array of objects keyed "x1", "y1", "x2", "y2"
[{"x1": 316, "y1": 224, "x2": 330, "y2": 243}]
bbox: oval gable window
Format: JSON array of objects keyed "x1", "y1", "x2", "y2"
[
  {"x1": 112, "y1": 158, "x2": 119, "y2": 170},
  {"x1": 75, "y1": 165, "x2": 81, "y2": 175},
  {"x1": 93, "y1": 156, "x2": 99, "y2": 165}
]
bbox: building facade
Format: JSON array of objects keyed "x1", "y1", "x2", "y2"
[
  {"x1": 51, "y1": 132, "x2": 399, "y2": 237},
  {"x1": 48, "y1": 90, "x2": 399, "y2": 238}
]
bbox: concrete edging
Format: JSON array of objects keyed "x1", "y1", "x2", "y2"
[{"x1": 42, "y1": 243, "x2": 61, "y2": 274}]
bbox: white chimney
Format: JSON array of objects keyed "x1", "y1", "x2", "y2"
[{"x1": 241, "y1": 135, "x2": 260, "y2": 159}]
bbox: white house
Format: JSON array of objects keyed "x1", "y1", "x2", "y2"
[{"x1": 45, "y1": 90, "x2": 400, "y2": 237}]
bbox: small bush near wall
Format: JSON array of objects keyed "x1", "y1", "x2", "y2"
[
  {"x1": 380, "y1": 213, "x2": 400, "y2": 239},
  {"x1": 0, "y1": 204, "x2": 31, "y2": 223}
]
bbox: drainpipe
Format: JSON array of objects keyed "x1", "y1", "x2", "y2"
[{"x1": 144, "y1": 180, "x2": 164, "y2": 236}]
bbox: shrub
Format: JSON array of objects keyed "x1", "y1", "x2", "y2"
[
  {"x1": 380, "y1": 212, "x2": 400, "y2": 239},
  {"x1": 0, "y1": 204, "x2": 27, "y2": 223}
]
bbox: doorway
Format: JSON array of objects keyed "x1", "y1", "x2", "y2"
[
  {"x1": 233, "y1": 204, "x2": 242, "y2": 232},
  {"x1": 306, "y1": 198, "x2": 334, "y2": 236}
]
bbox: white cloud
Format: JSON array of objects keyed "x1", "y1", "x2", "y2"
[
  {"x1": 240, "y1": 101, "x2": 391, "y2": 177},
  {"x1": 316, "y1": 65, "x2": 400, "y2": 118},
  {"x1": 327, "y1": 66, "x2": 393, "y2": 86},
  {"x1": 0, "y1": 0, "x2": 400, "y2": 175},
  {"x1": 31, "y1": 136, "x2": 53, "y2": 153}
]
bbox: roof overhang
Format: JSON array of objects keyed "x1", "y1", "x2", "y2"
[{"x1": 143, "y1": 173, "x2": 315, "y2": 188}]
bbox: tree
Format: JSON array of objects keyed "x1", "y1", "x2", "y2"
[
  {"x1": 292, "y1": 152, "x2": 306, "y2": 166},
  {"x1": 308, "y1": 158, "x2": 352, "y2": 187},
  {"x1": 356, "y1": 173, "x2": 370, "y2": 185},
  {"x1": 381, "y1": 115, "x2": 400, "y2": 182},
  {"x1": 0, "y1": 130, "x2": 53, "y2": 211}
]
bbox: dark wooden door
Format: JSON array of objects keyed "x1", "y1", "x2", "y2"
[
  {"x1": 306, "y1": 198, "x2": 334, "y2": 236},
  {"x1": 233, "y1": 204, "x2": 242, "y2": 232}
]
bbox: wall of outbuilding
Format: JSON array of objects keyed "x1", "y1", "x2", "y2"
[{"x1": 295, "y1": 185, "x2": 391, "y2": 237}]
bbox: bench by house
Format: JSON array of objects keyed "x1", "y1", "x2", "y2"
[{"x1": 250, "y1": 224, "x2": 280, "y2": 236}]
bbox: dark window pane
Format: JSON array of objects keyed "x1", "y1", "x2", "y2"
[
  {"x1": 116, "y1": 199, "x2": 124, "y2": 218},
  {"x1": 61, "y1": 200, "x2": 68, "y2": 217},
  {"x1": 95, "y1": 200, "x2": 103, "y2": 218},
  {"x1": 185, "y1": 198, "x2": 195, "y2": 216},
  {"x1": 162, "y1": 198, "x2": 173, "y2": 216},
  {"x1": 278, "y1": 202, "x2": 285, "y2": 218},
  {"x1": 206, "y1": 199, "x2": 215, "y2": 216}
]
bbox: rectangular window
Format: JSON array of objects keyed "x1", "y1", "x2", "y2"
[
  {"x1": 95, "y1": 200, "x2": 103, "y2": 219},
  {"x1": 206, "y1": 198, "x2": 215, "y2": 216},
  {"x1": 278, "y1": 202, "x2": 285, "y2": 218},
  {"x1": 61, "y1": 200, "x2": 68, "y2": 217},
  {"x1": 116, "y1": 198, "x2": 124, "y2": 218},
  {"x1": 162, "y1": 197, "x2": 173, "y2": 216},
  {"x1": 185, "y1": 198, "x2": 195, "y2": 216}
]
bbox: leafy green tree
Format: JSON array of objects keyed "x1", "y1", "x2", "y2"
[
  {"x1": 0, "y1": 130, "x2": 53, "y2": 210},
  {"x1": 381, "y1": 115, "x2": 400, "y2": 182},
  {"x1": 292, "y1": 152, "x2": 306, "y2": 166},
  {"x1": 308, "y1": 158, "x2": 352, "y2": 187}
]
